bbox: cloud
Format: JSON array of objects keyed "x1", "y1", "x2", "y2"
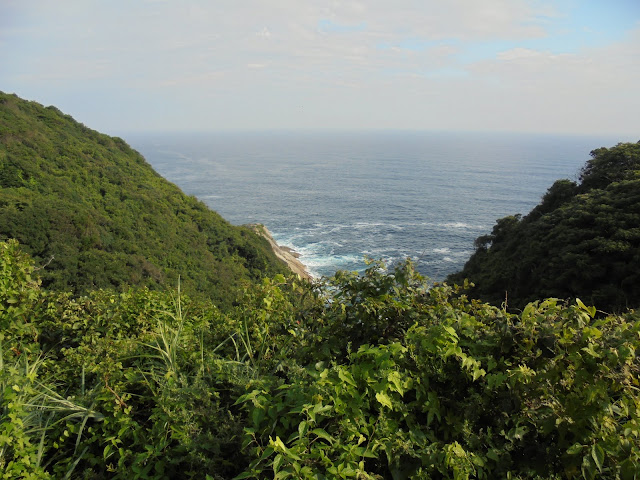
[
  {"x1": 497, "y1": 47, "x2": 554, "y2": 60},
  {"x1": 1, "y1": 1, "x2": 638, "y2": 134},
  {"x1": 256, "y1": 27, "x2": 272, "y2": 39},
  {"x1": 0, "y1": 1, "x2": 563, "y2": 88},
  {"x1": 317, "y1": 19, "x2": 367, "y2": 34},
  {"x1": 155, "y1": 71, "x2": 227, "y2": 88}
]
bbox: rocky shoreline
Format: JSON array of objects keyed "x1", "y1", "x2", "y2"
[{"x1": 248, "y1": 224, "x2": 312, "y2": 280}]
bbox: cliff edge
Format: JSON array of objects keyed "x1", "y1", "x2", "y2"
[{"x1": 249, "y1": 224, "x2": 312, "y2": 280}]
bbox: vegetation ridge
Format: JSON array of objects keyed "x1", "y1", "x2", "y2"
[
  {"x1": 0, "y1": 91, "x2": 288, "y2": 308},
  {"x1": 449, "y1": 141, "x2": 640, "y2": 312}
]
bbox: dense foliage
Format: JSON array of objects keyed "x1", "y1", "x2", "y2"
[
  {"x1": 2, "y1": 93, "x2": 639, "y2": 478},
  {"x1": 2, "y1": 240, "x2": 639, "y2": 479},
  {"x1": 449, "y1": 142, "x2": 640, "y2": 312},
  {"x1": 0, "y1": 92, "x2": 287, "y2": 308}
]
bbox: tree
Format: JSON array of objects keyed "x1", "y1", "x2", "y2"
[{"x1": 449, "y1": 141, "x2": 640, "y2": 312}]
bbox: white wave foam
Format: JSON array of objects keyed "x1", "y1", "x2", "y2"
[
  {"x1": 421, "y1": 221, "x2": 487, "y2": 230},
  {"x1": 362, "y1": 247, "x2": 397, "y2": 255},
  {"x1": 442, "y1": 222, "x2": 474, "y2": 229},
  {"x1": 353, "y1": 222, "x2": 386, "y2": 230},
  {"x1": 304, "y1": 254, "x2": 362, "y2": 268}
]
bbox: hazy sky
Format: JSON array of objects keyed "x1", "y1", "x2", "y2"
[{"x1": 1, "y1": 1, "x2": 639, "y2": 136}]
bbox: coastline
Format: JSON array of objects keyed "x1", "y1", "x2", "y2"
[{"x1": 248, "y1": 224, "x2": 312, "y2": 280}]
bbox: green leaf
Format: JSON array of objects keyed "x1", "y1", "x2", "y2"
[
  {"x1": 298, "y1": 420, "x2": 308, "y2": 439},
  {"x1": 620, "y1": 458, "x2": 639, "y2": 480},
  {"x1": 576, "y1": 298, "x2": 596, "y2": 318},
  {"x1": 443, "y1": 325, "x2": 459, "y2": 339},
  {"x1": 273, "y1": 454, "x2": 284, "y2": 472},
  {"x1": 566, "y1": 443, "x2": 583, "y2": 455},
  {"x1": 259, "y1": 446, "x2": 275, "y2": 461},
  {"x1": 338, "y1": 368, "x2": 357, "y2": 387},
  {"x1": 270, "y1": 437, "x2": 302, "y2": 462},
  {"x1": 591, "y1": 444, "x2": 605, "y2": 472},
  {"x1": 272, "y1": 436, "x2": 287, "y2": 453},
  {"x1": 387, "y1": 371, "x2": 405, "y2": 395},
  {"x1": 311, "y1": 428, "x2": 334, "y2": 444},
  {"x1": 103, "y1": 444, "x2": 113, "y2": 459},
  {"x1": 581, "y1": 344, "x2": 602, "y2": 358},
  {"x1": 274, "y1": 470, "x2": 292, "y2": 480},
  {"x1": 486, "y1": 449, "x2": 500, "y2": 461},
  {"x1": 581, "y1": 456, "x2": 596, "y2": 480},
  {"x1": 312, "y1": 402, "x2": 333, "y2": 417},
  {"x1": 252, "y1": 407, "x2": 265, "y2": 427},
  {"x1": 376, "y1": 391, "x2": 393, "y2": 410},
  {"x1": 233, "y1": 471, "x2": 256, "y2": 479}
]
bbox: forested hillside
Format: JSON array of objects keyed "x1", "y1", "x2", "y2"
[
  {"x1": 0, "y1": 92, "x2": 287, "y2": 308},
  {"x1": 449, "y1": 141, "x2": 640, "y2": 312}
]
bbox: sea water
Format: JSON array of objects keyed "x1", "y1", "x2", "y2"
[{"x1": 127, "y1": 130, "x2": 624, "y2": 280}]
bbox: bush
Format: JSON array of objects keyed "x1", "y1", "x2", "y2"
[{"x1": 2, "y1": 241, "x2": 639, "y2": 478}]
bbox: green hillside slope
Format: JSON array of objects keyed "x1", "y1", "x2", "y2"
[
  {"x1": 449, "y1": 141, "x2": 640, "y2": 312},
  {"x1": 0, "y1": 92, "x2": 287, "y2": 307}
]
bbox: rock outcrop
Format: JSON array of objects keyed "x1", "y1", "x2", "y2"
[{"x1": 249, "y1": 224, "x2": 312, "y2": 280}]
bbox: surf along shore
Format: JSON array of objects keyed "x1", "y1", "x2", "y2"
[{"x1": 248, "y1": 224, "x2": 312, "y2": 280}]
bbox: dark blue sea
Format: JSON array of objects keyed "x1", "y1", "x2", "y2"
[{"x1": 126, "y1": 131, "x2": 625, "y2": 280}]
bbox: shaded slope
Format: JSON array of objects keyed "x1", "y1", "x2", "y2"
[
  {"x1": 448, "y1": 141, "x2": 640, "y2": 312},
  {"x1": 0, "y1": 91, "x2": 288, "y2": 307}
]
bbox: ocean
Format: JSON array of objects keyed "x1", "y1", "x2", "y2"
[{"x1": 126, "y1": 130, "x2": 624, "y2": 281}]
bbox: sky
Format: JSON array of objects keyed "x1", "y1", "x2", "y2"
[{"x1": 1, "y1": 0, "x2": 639, "y2": 136}]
